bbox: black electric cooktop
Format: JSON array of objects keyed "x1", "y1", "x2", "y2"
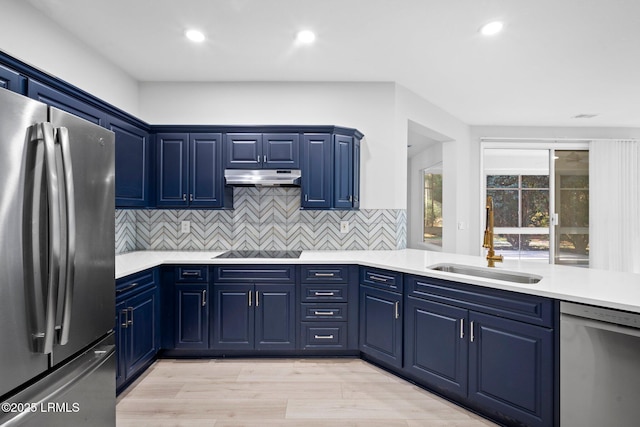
[{"x1": 214, "y1": 250, "x2": 302, "y2": 259}]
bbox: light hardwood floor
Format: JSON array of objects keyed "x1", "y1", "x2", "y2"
[{"x1": 116, "y1": 358, "x2": 498, "y2": 427}]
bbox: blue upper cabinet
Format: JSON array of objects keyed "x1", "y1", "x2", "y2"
[
  {"x1": 108, "y1": 115, "x2": 152, "y2": 208},
  {"x1": 301, "y1": 131, "x2": 362, "y2": 210},
  {"x1": 263, "y1": 133, "x2": 300, "y2": 168},
  {"x1": 301, "y1": 133, "x2": 332, "y2": 209},
  {"x1": 224, "y1": 133, "x2": 263, "y2": 169},
  {"x1": 224, "y1": 132, "x2": 299, "y2": 169},
  {"x1": 27, "y1": 79, "x2": 107, "y2": 126},
  {"x1": 157, "y1": 133, "x2": 189, "y2": 207},
  {"x1": 157, "y1": 132, "x2": 231, "y2": 208},
  {"x1": 0, "y1": 64, "x2": 26, "y2": 94}
]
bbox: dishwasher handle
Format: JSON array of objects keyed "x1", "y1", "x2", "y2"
[{"x1": 562, "y1": 313, "x2": 640, "y2": 339}]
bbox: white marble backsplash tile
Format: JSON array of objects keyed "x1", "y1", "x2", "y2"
[{"x1": 115, "y1": 187, "x2": 406, "y2": 254}]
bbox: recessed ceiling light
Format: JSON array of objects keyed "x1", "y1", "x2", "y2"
[
  {"x1": 479, "y1": 21, "x2": 504, "y2": 36},
  {"x1": 296, "y1": 30, "x2": 316, "y2": 44},
  {"x1": 185, "y1": 29, "x2": 205, "y2": 43}
]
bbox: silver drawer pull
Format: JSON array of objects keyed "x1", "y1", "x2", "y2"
[
  {"x1": 314, "y1": 334, "x2": 334, "y2": 339},
  {"x1": 116, "y1": 282, "x2": 138, "y2": 294},
  {"x1": 182, "y1": 271, "x2": 201, "y2": 277},
  {"x1": 369, "y1": 274, "x2": 388, "y2": 282},
  {"x1": 314, "y1": 311, "x2": 335, "y2": 316},
  {"x1": 314, "y1": 272, "x2": 335, "y2": 277},
  {"x1": 314, "y1": 291, "x2": 335, "y2": 296}
]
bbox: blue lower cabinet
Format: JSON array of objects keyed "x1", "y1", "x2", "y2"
[
  {"x1": 211, "y1": 283, "x2": 295, "y2": 350},
  {"x1": 404, "y1": 296, "x2": 468, "y2": 399},
  {"x1": 116, "y1": 285, "x2": 159, "y2": 392},
  {"x1": 174, "y1": 283, "x2": 209, "y2": 349},
  {"x1": 468, "y1": 311, "x2": 554, "y2": 427},
  {"x1": 359, "y1": 284, "x2": 402, "y2": 369}
]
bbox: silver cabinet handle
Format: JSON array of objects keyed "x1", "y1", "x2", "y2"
[
  {"x1": 182, "y1": 271, "x2": 201, "y2": 277},
  {"x1": 370, "y1": 274, "x2": 388, "y2": 282},
  {"x1": 314, "y1": 291, "x2": 335, "y2": 296},
  {"x1": 314, "y1": 335, "x2": 334, "y2": 339},
  {"x1": 248, "y1": 290, "x2": 252, "y2": 307},
  {"x1": 263, "y1": 155, "x2": 267, "y2": 163},
  {"x1": 121, "y1": 309, "x2": 129, "y2": 328},
  {"x1": 395, "y1": 301, "x2": 400, "y2": 319},
  {"x1": 460, "y1": 318, "x2": 464, "y2": 339},
  {"x1": 304, "y1": 194, "x2": 308, "y2": 202},
  {"x1": 314, "y1": 272, "x2": 335, "y2": 277},
  {"x1": 128, "y1": 307, "x2": 134, "y2": 326},
  {"x1": 256, "y1": 290, "x2": 259, "y2": 307},
  {"x1": 116, "y1": 282, "x2": 138, "y2": 294},
  {"x1": 470, "y1": 321, "x2": 475, "y2": 342},
  {"x1": 202, "y1": 290, "x2": 206, "y2": 307},
  {"x1": 183, "y1": 193, "x2": 187, "y2": 201},
  {"x1": 190, "y1": 194, "x2": 193, "y2": 201},
  {"x1": 314, "y1": 311, "x2": 335, "y2": 316}
]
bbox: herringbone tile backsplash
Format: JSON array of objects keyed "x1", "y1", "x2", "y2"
[{"x1": 115, "y1": 187, "x2": 406, "y2": 254}]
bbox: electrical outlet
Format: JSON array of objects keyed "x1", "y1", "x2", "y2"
[
  {"x1": 340, "y1": 220, "x2": 350, "y2": 234},
  {"x1": 181, "y1": 221, "x2": 191, "y2": 233}
]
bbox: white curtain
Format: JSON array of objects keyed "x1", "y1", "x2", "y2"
[{"x1": 589, "y1": 139, "x2": 640, "y2": 273}]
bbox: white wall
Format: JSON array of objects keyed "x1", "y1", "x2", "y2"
[
  {"x1": 394, "y1": 85, "x2": 472, "y2": 254},
  {"x1": 139, "y1": 81, "x2": 401, "y2": 209},
  {"x1": 0, "y1": 0, "x2": 139, "y2": 115}
]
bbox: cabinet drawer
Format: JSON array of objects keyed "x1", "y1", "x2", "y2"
[
  {"x1": 116, "y1": 269, "x2": 155, "y2": 299},
  {"x1": 214, "y1": 266, "x2": 295, "y2": 282},
  {"x1": 301, "y1": 303, "x2": 348, "y2": 321},
  {"x1": 175, "y1": 266, "x2": 209, "y2": 282},
  {"x1": 407, "y1": 275, "x2": 555, "y2": 327},
  {"x1": 300, "y1": 323, "x2": 347, "y2": 349},
  {"x1": 301, "y1": 265, "x2": 349, "y2": 283},
  {"x1": 360, "y1": 267, "x2": 403, "y2": 293},
  {"x1": 301, "y1": 284, "x2": 349, "y2": 302}
]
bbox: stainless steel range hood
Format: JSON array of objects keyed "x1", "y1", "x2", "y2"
[{"x1": 224, "y1": 169, "x2": 302, "y2": 186}]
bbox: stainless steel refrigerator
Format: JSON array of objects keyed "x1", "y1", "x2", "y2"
[{"x1": 0, "y1": 88, "x2": 115, "y2": 426}]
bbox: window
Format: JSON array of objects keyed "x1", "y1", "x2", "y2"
[
  {"x1": 423, "y1": 168, "x2": 442, "y2": 247},
  {"x1": 486, "y1": 174, "x2": 550, "y2": 260},
  {"x1": 482, "y1": 146, "x2": 589, "y2": 266}
]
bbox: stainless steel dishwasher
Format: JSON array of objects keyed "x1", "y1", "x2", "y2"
[{"x1": 561, "y1": 301, "x2": 640, "y2": 427}]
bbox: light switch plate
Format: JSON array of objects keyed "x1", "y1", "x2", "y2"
[
  {"x1": 340, "y1": 220, "x2": 349, "y2": 234},
  {"x1": 181, "y1": 221, "x2": 191, "y2": 233}
]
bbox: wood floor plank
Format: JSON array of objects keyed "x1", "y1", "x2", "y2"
[{"x1": 116, "y1": 359, "x2": 498, "y2": 426}]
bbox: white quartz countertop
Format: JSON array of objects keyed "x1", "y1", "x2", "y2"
[{"x1": 116, "y1": 249, "x2": 640, "y2": 313}]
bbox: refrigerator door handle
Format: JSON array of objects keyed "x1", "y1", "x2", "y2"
[
  {"x1": 55, "y1": 127, "x2": 76, "y2": 346},
  {"x1": 27, "y1": 123, "x2": 62, "y2": 355}
]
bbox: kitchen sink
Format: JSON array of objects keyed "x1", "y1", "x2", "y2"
[{"x1": 427, "y1": 263, "x2": 542, "y2": 284}]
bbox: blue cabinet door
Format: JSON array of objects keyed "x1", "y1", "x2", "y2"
[
  {"x1": 255, "y1": 284, "x2": 296, "y2": 350},
  {"x1": 0, "y1": 64, "x2": 25, "y2": 94},
  {"x1": 468, "y1": 311, "x2": 554, "y2": 427},
  {"x1": 211, "y1": 284, "x2": 254, "y2": 350},
  {"x1": 108, "y1": 115, "x2": 151, "y2": 207},
  {"x1": 175, "y1": 283, "x2": 209, "y2": 349},
  {"x1": 333, "y1": 135, "x2": 354, "y2": 208},
  {"x1": 190, "y1": 133, "x2": 224, "y2": 207},
  {"x1": 359, "y1": 285, "x2": 403, "y2": 369},
  {"x1": 352, "y1": 138, "x2": 361, "y2": 209},
  {"x1": 27, "y1": 79, "x2": 107, "y2": 126},
  {"x1": 156, "y1": 133, "x2": 189, "y2": 207},
  {"x1": 263, "y1": 133, "x2": 300, "y2": 169},
  {"x1": 224, "y1": 133, "x2": 262, "y2": 169},
  {"x1": 404, "y1": 296, "x2": 468, "y2": 399},
  {"x1": 301, "y1": 134, "x2": 332, "y2": 208},
  {"x1": 125, "y1": 287, "x2": 158, "y2": 381}
]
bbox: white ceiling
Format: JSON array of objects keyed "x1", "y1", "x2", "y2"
[{"x1": 25, "y1": 0, "x2": 640, "y2": 127}]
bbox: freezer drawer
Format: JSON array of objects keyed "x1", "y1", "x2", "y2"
[{"x1": 0, "y1": 333, "x2": 115, "y2": 427}]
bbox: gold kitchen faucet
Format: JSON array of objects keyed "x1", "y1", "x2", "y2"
[{"x1": 483, "y1": 196, "x2": 503, "y2": 267}]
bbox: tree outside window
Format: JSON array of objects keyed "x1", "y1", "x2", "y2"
[{"x1": 423, "y1": 172, "x2": 442, "y2": 246}]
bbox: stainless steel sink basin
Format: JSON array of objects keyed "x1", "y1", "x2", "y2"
[{"x1": 427, "y1": 263, "x2": 542, "y2": 284}]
